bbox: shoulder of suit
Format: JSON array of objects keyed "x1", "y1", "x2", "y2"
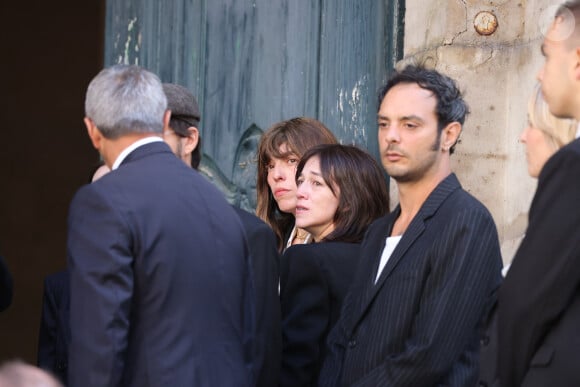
[
  {"x1": 234, "y1": 208, "x2": 275, "y2": 237},
  {"x1": 542, "y1": 138, "x2": 580, "y2": 171},
  {"x1": 548, "y1": 138, "x2": 580, "y2": 165},
  {"x1": 563, "y1": 137, "x2": 580, "y2": 152},
  {"x1": 443, "y1": 185, "x2": 492, "y2": 214},
  {"x1": 233, "y1": 207, "x2": 262, "y2": 226},
  {"x1": 533, "y1": 142, "x2": 580, "y2": 197}
]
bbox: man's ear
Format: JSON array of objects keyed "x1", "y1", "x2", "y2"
[
  {"x1": 84, "y1": 117, "x2": 102, "y2": 150},
  {"x1": 183, "y1": 126, "x2": 200, "y2": 154},
  {"x1": 441, "y1": 122, "x2": 462, "y2": 152}
]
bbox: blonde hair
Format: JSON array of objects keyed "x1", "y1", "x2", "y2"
[{"x1": 528, "y1": 83, "x2": 577, "y2": 150}]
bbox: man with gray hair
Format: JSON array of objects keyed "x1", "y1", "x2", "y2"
[{"x1": 68, "y1": 65, "x2": 254, "y2": 387}]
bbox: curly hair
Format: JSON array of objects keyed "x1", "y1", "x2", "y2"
[{"x1": 378, "y1": 65, "x2": 469, "y2": 154}]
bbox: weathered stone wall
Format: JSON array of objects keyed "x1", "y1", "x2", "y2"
[{"x1": 400, "y1": 0, "x2": 559, "y2": 265}]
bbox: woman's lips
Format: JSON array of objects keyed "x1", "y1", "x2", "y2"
[
  {"x1": 295, "y1": 205, "x2": 308, "y2": 214},
  {"x1": 274, "y1": 188, "x2": 290, "y2": 197}
]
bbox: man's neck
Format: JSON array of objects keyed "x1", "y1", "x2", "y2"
[
  {"x1": 392, "y1": 168, "x2": 451, "y2": 236},
  {"x1": 102, "y1": 133, "x2": 161, "y2": 168}
]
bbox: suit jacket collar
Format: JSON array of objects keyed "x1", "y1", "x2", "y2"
[
  {"x1": 356, "y1": 173, "x2": 462, "y2": 326},
  {"x1": 119, "y1": 140, "x2": 172, "y2": 167}
]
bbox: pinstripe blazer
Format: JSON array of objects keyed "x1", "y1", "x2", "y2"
[{"x1": 318, "y1": 173, "x2": 503, "y2": 387}]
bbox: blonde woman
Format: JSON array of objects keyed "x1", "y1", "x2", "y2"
[
  {"x1": 479, "y1": 84, "x2": 577, "y2": 387},
  {"x1": 519, "y1": 83, "x2": 577, "y2": 178}
]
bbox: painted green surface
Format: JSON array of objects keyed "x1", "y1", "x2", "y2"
[{"x1": 105, "y1": 0, "x2": 404, "y2": 211}]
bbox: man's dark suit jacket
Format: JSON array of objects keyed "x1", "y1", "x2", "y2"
[
  {"x1": 0, "y1": 255, "x2": 12, "y2": 312},
  {"x1": 67, "y1": 142, "x2": 254, "y2": 387},
  {"x1": 477, "y1": 297, "x2": 500, "y2": 387},
  {"x1": 38, "y1": 269, "x2": 70, "y2": 385},
  {"x1": 319, "y1": 173, "x2": 503, "y2": 387},
  {"x1": 498, "y1": 138, "x2": 580, "y2": 387},
  {"x1": 280, "y1": 242, "x2": 360, "y2": 387},
  {"x1": 38, "y1": 210, "x2": 276, "y2": 387},
  {"x1": 233, "y1": 207, "x2": 282, "y2": 387}
]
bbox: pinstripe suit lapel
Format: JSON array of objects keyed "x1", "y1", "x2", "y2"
[
  {"x1": 353, "y1": 173, "x2": 461, "y2": 330},
  {"x1": 359, "y1": 212, "x2": 426, "y2": 316},
  {"x1": 359, "y1": 213, "x2": 397, "y2": 306}
]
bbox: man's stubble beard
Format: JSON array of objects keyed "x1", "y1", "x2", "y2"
[{"x1": 385, "y1": 130, "x2": 441, "y2": 184}]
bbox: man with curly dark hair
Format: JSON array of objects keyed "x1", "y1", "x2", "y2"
[{"x1": 319, "y1": 65, "x2": 502, "y2": 386}]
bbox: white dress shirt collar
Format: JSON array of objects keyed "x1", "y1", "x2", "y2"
[{"x1": 111, "y1": 136, "x2": 163, "y2": 170}]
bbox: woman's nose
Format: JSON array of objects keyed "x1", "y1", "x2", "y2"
[
  {"x1": 296, "y1": 184, "x2": 308, "y2": 199},
  {"x1": 271, "y1": 164, "x2": 286, "y2": 181}
]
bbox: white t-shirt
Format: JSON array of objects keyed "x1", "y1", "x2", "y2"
[{"x1": 375, "y1": 235, "x2": 402, "y2": 284}]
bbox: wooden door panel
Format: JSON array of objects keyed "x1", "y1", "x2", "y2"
[{"x1": 104, "y1": 0, "x2": 402, "y2": 211}]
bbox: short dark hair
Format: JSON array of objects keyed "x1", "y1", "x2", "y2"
[
  {"x1": 378, "y1": 65, "x2": 469, "y2": 154},
  {"x1": 169, "y1": 117, "x2": 202, "y2": 170},
  {"x1": 296, "y1": 144, "x2": 390, "y2": 243},
  {"x1": 163, "y1": 83, "x2": 202, "y2": 169}
]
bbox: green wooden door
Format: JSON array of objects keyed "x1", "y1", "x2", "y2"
[{"x1": 105, "y1": 0, "x2": 404, "y2": 211}]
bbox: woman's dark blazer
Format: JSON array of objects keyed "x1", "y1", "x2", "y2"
[{"x1": 279, "y1": 241, "x2": 360, "y2": 387}]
